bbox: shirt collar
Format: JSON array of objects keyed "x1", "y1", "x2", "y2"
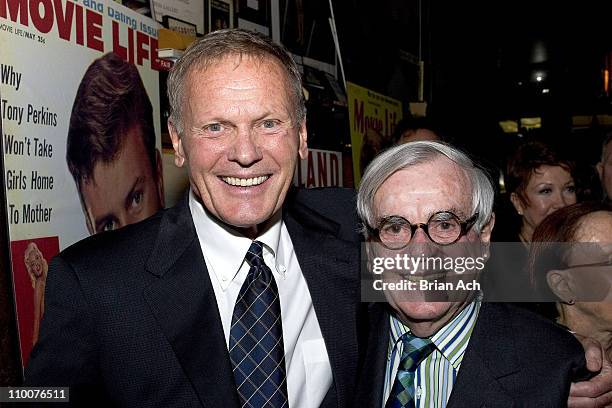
[
  {"x1": 189, "y1": 189, "x2": 282, "y2": 289},
  {"x1": 388, "y1": 299, "x2": 481, "y2": 370}
]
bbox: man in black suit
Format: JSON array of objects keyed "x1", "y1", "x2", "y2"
[
  {"x1": 355, "y1": 141, "x2": 590, "y2": 407},
  {"x1": 25, "y1": 29, "x2": 361, "y2": 407}
]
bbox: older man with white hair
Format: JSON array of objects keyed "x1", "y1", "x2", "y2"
[{"x1": 355, "y1": 141, "x2": 590, "y2": 407}]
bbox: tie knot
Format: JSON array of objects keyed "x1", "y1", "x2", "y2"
[
  {"x1": 399, "y1": 335, "x2": 435, "y2": 372},
  {"x1": 245, "y1": 241, "x2": 265, "y2": 267}
]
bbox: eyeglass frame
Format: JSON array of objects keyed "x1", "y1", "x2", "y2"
[
  {"x1": 565, "y1": 260, "x2": 612, "y2": 269},
  {"x1": 368, "y1": 211, "x2": 480, "y2": 249}
]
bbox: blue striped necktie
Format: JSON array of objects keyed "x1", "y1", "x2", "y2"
[
  {"x1": 229, "y1": 241, "x2": 288, "y2": 408},
  {"x1": 385, "y1": 335, "x2": 435, "y2": 408}
]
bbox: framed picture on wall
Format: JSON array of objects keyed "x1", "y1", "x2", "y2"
[
  {"x1": 152, "y1": 0, "x2": 206, "y2": 34},
  {"x1": 236, "y1": 0, "x2": 271, "y2": 36},
  {"x1": 279, "y1": 0, "x2": 337, "y2": 76},
  {"x1": 209, "y1": 0, "x2": 234, "y2": 32},
  {"x1": 163, "y1": 15, "x2": 198, "y2": 37}
]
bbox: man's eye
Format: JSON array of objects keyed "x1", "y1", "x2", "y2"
[
  {"x1": 262, "y1": 120, "x2": 277, "y2": 129},
  {"x1": 130, "y1": 191, "x2": 143, "y2": 208},
  {"x1": 259, "y1": 120, "x2": 284, "y2": 133},
  {"x1": 102, "y1": 220, "x2": 118, "y2": 232},
  {"x1": 203, "y1": 123, "x2": 225, "y2": 135},
  {"x1": 206, "y1": 123, "x2": 223, "y2": 132},
  {"x1": 439, "y1": 221, "x2": 453, "y2": 230},
  {"x1": 385, "y1": 225, "x2": 403, "y2": 234},
  {"x1": 381, "y1": 222, "x2": 408, "y2": 235}
]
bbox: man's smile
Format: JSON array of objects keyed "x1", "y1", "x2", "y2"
[{"x1": 220, "y1": 175, "x2": 270, "y2": 187}]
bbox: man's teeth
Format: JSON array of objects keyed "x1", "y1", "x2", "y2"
[
  {"x1": 401, "y1": 272, "x2": 447, "y2": 281},
  {"x1": 222, "y1": 176, "x2": 269, "y2": 186}
]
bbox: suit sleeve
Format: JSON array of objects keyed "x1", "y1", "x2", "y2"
[
  {"x1": 570, "y1": 340, "x2": 594, "y2": 383},
  {"x1": 25, "y1": 255, "x2": 108, "y2": 404}
]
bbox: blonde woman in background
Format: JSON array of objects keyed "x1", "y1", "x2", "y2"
[{"x1": 24, "y1": 242, "x2": 48, "y2": 346}]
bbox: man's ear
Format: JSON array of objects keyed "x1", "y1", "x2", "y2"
[
  {"x1": 85, "y1": 213, "x2": 95, "y2": 235},
  {"x1": 77, "y1": 182, "x2": 96, "y2": 235},
  {"x1": 546, "y1": 269, "x2": 575, "y2": 304},
  {"x1": 510, "y1": 192, "x2": 524, "y2": 216},
  {"x1": 480, "y1": 212, "x2": 495, "y2": 244},
  {"x1": 364, "y1": 236, "x2": 377, "y2": 276},
  {"x1": 298, "y1": 120, "x2": 308, "y2": 160},
  {"x1": 597, "y1": 162, "x2": 604, "y2": 181},
  {"x1": 155, "y1": 149, "x2": 165, "y2": 208},
  {"x1": 168, "y1": 120, "x2": 186, "y2": 167}
]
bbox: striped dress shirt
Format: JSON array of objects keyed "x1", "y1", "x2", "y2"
[{"x1": 382, "y1": 300, "x2": 481, "y2": 408}]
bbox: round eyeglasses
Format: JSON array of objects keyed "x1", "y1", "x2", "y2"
[{"x1": 370, "y1": 211, "x2": 480, "y2": 249}]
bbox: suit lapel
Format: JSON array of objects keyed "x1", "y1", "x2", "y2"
[
  {"x1": 446, "y1": 353, "x2": 515, "y2": 408},
  {"x1": 143, "y1": 196, "x2": 240, "y2": 408},
  {"x1": 284, "y1": 196, "x2": 361, "y2": 408},
  {"x1": 355, "y1": 303, "x2": 390, "y2": 408},
  {"x1": 357, "y1": 302, "x2": 520, "y2": 408},
  {"x1": 446, "y1": 303, "x2": 519, "y2": 408}
]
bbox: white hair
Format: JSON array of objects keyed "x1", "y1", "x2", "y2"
[{"x1": 357, "y1": 141, "x2": 494, "y2": 237}]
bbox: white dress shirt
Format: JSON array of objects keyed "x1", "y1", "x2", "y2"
[{"x1": 189, "y1": 190, "x2": 332, "y2": 408}]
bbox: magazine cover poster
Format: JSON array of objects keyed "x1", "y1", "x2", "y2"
[
  {"x1": 0, "y1": 0, "x2": 166, "y2": 368},
  {"x1": 347, "y1": 82, "x2": 402, "y2": 186}
]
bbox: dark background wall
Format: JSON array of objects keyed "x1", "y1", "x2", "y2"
[{"x1": 334, "y1": 0, "x2": 612, "y2": 162}]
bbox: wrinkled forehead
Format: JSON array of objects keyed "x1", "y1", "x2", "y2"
[
  {"x1": 186, "y1": 52, "x2": 290, "y2": 86},
  {"x1": 181, "y1": 53, "x2": 296, "y2": 120},
  {"x1": 375, "y1": 157, "x2": 473, "y2": 220}
]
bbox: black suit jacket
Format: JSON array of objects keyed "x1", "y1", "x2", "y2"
[
  {"x1": 355, "y1": 302, "x2": 589, "y2": 408},
  {"x1": 25, "y1": 188, "x2": 362, "y2": 408}
]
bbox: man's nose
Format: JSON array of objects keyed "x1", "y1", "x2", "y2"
[
  {"x1": 227, "y1": 127, "x2": 263, "y2": 166},
  {"x1": 117, "y1": 211, "x2": 130, "y2": 230},
  {"x1": 411, "y1": 226, "x2": 445, "y2": 255},
  {"x1": 411, "y1": 225, "x2": 430, "y2": 244}
]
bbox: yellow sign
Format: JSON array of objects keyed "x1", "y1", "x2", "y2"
[{"x1": 347, "y1": 82, "x2": 402, "y2": 185}]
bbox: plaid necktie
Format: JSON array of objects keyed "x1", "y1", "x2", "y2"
[
  {"x1": 229, "y1": 241, "x2": 288, "y2": 408},
  {"x1": 385, "y1": 335, "x2": 436, "y2": 408}
]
